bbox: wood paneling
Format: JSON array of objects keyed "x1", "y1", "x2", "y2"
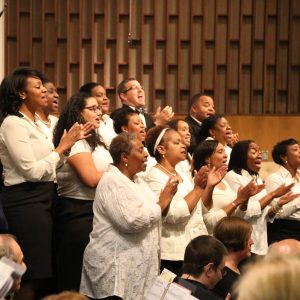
[{"x1": 4, "y1": 0, "x2": 300, "y2": 114}]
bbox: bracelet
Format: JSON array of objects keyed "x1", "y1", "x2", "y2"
[
  {"x1": 231, "y1": 201, "x2": 238, "y2": 208},
  {"x1": 271, "y1": 201, "x2": 282, "y2": 215}
]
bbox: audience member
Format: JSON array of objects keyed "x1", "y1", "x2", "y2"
[
  {"x1": 212, "y1": 217, "x2": 253, "y2": 299},
  {"x1": 80, "y1": 133, "x2": 177, "y2": 300},
  {"x1": 185, "y1": 93, "x2": 215, "y2": 154},
  {"x1": 175, "y1": 235, "x2": 228, "y2": 300},
  {"x1": 79, "y1": 82, "x2": 116, "y2": 146},
  {"x1": 0, "y1": 234, "x2": 26, "y2": 299},
  {"x1": 111, "y1": 77, "x2": 174, "y2": 129},
  {"x1": 234, "y1": 254, "x2": 300, "y2": 300},
  {"x1": 193, "y1": 140, "x2": 260, "y2": 234},
  {"x1": 265, "y1": 138, "x2": 300, "y2": 243},
  {"x1": 53, "y1": 92, "x2": 112, "y2": 292},
  {"x1": 0, "y1": 67, "x2": 90, "y2": 299},
  {"x1": 144, "y1": 126, "x2": 226, "y2": 274},
  {"x1": 268, "y1": 238, "x2": 300, "y2": 255},
  {"x1": 35, "y1": 77, "x2": 59, "y2": 140},
  {"x1": 225, "y1": 140, "x2": 297, "y2": 255}
]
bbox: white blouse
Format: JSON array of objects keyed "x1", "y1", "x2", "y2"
[
  {"x1": 225, "y1": 169, "x2": 272, "y2": 255},
  {"x1": 143, "y1": 166, "x2": 208, "y2": 261},
  {"x1": 0, "y1": 115, "x2": 60, "y2": 186},
  {"x1": 265, "y1": 166, "x2": 300, "y2": 220},
  {"x1": 56, "y1": 139, "x2": 112, "y2": 200},
  {"x1": 203, "y1": 179, "x2": 246, "y2": 234},
  {"x1": 35, "y1": 114, "x2": 58, "y2": 141},
  {"x1": 97, "y1": 114, "x2": 117, "y2": 147},
  {"x1": 80, "y1": 165, "x2": 161, "y2": 300}
]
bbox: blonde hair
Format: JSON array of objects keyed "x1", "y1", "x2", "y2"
[{"x1": 235, "y1": 254, "x2": 300, "y2": 300}]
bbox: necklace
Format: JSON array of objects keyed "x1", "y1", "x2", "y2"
[
  {"x1": 157, "y1": 163, "x2": 177, "y2": 177},
  {"x1": 35, "y1": 113, "x2": 51, "y2": 126}
]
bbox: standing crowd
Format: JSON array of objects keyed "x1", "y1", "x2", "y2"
[{"x1": 0, "y1": 67, "x2": 300, "y2": 300}]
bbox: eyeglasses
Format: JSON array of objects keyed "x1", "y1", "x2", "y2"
[
  {"x1": 83, "y1": 105, "x2": 102, "y2": 113},
  {"x1": 122, "y1": 84, "x2": 144, "y2": 93}
]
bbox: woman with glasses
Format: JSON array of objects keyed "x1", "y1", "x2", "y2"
[{"x1": 53, "y1": 92, "x2": 112, "y2": 292}]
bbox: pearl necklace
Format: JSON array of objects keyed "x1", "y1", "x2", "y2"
[
  {"x1": 35, "y1": 113, "x2": 51, "y2": 126},
  {"x1": 157, "y1": 163, "x2": 177, "y2": 177}
]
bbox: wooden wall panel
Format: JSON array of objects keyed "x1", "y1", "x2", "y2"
[{"x1": 3, "y1": 0, "x2": 300, "y2": 115}]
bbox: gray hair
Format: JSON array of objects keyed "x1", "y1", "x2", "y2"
[
  {"x1": 109, "y1": 132, "x2": 137, "y2": 165},
  {"x1": 0, "y1": 234, "x2": 17, "y2": 262}
]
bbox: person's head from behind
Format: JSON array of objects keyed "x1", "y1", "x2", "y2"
[
  {"x1": 0, "y1": 234, "x2": 26, "y2": 293},
  {"x1": 234, "y1": 254, "x2": 300, "y2": 300},
  {"x1": 268, "y1": 239, "x2": 300, "y2": 256},
  {"x1": 0, "y1": 67, "x2": 46, "y2": 118},
  {"x1": 213, "y1": 217, "x2": 253, "y2": 261},
  {"x1": 117, "y1": 77, "x2": 145, "y2": 109},
  {"x1": 228, "y1": 140, "x2": 262, "y2": 175},
  {"x1": 110, "y1": 132, "x2": 148, "y2": 179},
  {"x1": 79, "y1": 82, "x2": 110, "y2": 114},
  {"x1": 113, "y1": 109, "x2": 146, "y2": 142},
  {"x1": 43, "y1": 291, "x2": 88, "y2": 300},
  {"x1": 200, "y1": 114, "x2": 232, "y2": 145},
  {"x1": 41, "y1": 76, "x2": 59, "y2": 114},
  {"x1": 146, "y1": 126, "x2": 187, "y2": 166},
  {"x1": 168, "y1": 119, "x2": 191, "y2": 147},
  {"x1": 181, "y1": 235, "x2": 227, "y2": 289},
  {"x1": 272, "y1": 138, "x2": 300, "y2": 170},
  {"x1": 193, "y1": 140, "x2": 227, "y2": 172},
  {"x1": 189, "y1": 93, "x2": 215, "y2": 122}
]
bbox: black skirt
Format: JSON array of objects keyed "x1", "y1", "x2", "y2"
[
  {"x1": 0, "y1": 181, "x2": 56, "y2": 280},
  {"x1": 54, "y1": 196, "x2": 93, "y2": 292}
]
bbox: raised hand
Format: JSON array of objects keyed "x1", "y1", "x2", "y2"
[
  {"x1": 159, "y1": 177, "x2": 179, "y2": 214},
  {"x1": 153, "y1": 105, "x2": 174, "y2": 126},
  {"x1": 278, "y1": 192, "x2": 300, "y2": 207},
  {"x1": 194, "y1": 165, "x2": 209, "y2": 189},
  {"x1": 207, "y1": 165, "x2": 228, "y2": 187},
  {"x1": 272, "y1": 183, "x2": 294, "y2": 198}
]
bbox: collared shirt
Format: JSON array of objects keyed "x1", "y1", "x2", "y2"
[
  {"x1": 97, "y1": 114, "x2": 117, "y2": 147},
  {"x1": 265, "y1": 165, "x2": 300, "y2": 221},
  {"x1": 0, "y1": 115, "x2": 60, "y2": 186},
  {"x1": 190, "y1": 115, "x2": 202, "y2": 126},
  {"x1": 128, "y1": 105, "x2": 147, "y2": 127}
]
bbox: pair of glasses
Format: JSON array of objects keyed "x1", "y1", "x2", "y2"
[
  {"x1": 84, "y1": 105, "x2": 102, "y2": 113},
  {"x1": 122, "y1": 84, "x2": 144, "y2": 93}
]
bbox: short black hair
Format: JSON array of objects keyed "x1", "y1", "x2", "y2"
[
  {"x1": 113, "y1": 108, "x2": 139, "y2": 134},
  {"x1": 189, "y1": 93, "x2": 212, "y2": 110},
  {"x1": 228, "y1": 140, "x2": 254, "y2": 175},
  {"x1": 193, "y1": 140, "x2": 219, "y2": 171},
  {"x1": 79, "y1": 82, "x2": 100, "y2": 95},
  {"x1": 0, "y1": 67, "x2": 44, "y2": 119},
  {"x1": 199, "y1": 114, "x2": 224, "y2": 141},
  {"x1": 182, "y1": 235, "x2": 227, "y2": 277},
  {"x1": 272, "y1": 138, "x2": 298, "y2": 165}
]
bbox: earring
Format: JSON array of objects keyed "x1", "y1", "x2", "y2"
[
  {"x1": 285, "y1": 160, "x2": 288, "y2": 164},
  {"x1": 162, "y1": 154, "x2": 165, "y2": 158},
  {"x1": 125, "y1": 163, "x2": 128, "y2": 167}
]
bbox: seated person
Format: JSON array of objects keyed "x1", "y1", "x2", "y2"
[
  {"x1": 174, "y1": 235, "x2": 228, "y2": 300},
  {"x1": 212, "y1": 217, "x2": 253, "y2": 299},
  {"x1": 0, "y1": 234, "x2": 26, "y2": 300}
]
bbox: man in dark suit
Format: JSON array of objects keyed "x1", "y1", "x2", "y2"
[
  {"x1": 185, "y1": 93, "x2": 215, "y2": 154},
  {"x1": 111, "y1": 78, "x2": 174, "y2": 130}
]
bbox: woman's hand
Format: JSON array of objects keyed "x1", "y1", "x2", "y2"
[
  {"x1": 55, "y1": 122, "x2": 93, "y2": 155},
  {"x1": 158, "y1": 177, "x2": 179, "y2": 215},
  {"x1": 271, "y1": 183, "x2": 294, "y2": 199},
  {"x1": 206, "y1": 165, "x2": 228, "y2": 187},
  {"x1": 194, "y1": 165, "x2": 209, "y2": 189},
  {"x1": 278, "y1": 192, "x2": 300, "y2": 207},
  {"x1": 237, "y1": 180, "x2": 264, "y2": 203}
]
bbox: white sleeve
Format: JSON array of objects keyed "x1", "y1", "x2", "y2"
[
  {"x1": 97, "y1": 178, "x2": 161, "y2": 233},
  {"x1": 146, "y1": 177, "x2": 191, "y2": 224},
  {"x1": 203, "y1": 209, "x2": 227, "y2": 233},
  {"x1": 2, "y1": 117, "x2": 60, "y2": 181},
  {"x1": 265, "y1": 175, "x2": 300, "y2": 218}
]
